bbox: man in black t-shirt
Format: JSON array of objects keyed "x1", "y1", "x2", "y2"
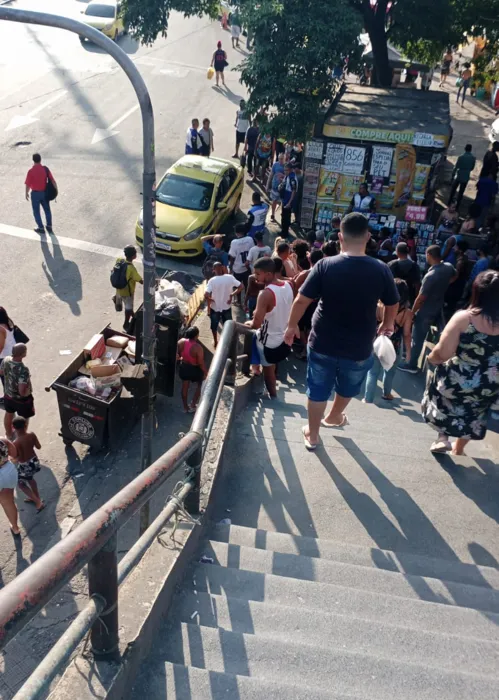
[
  {"x1": 388, "y1": 242, "x2": 421, "y2": 304},
  {"x1": 284, "y1": 213, "x2": 399, "y2": 450},
  {"x1": 244, "y1": 121, "x2": 260, "y2": 176}
]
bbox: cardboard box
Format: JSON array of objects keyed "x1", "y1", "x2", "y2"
[
  {"x1": 106, "y1": 335, "x2": 129, "y2": 349},
  {"x1": 90, "y1": 364, "x2": 120, "y2": 378},
  {"x1": 84, "y1": 334, "x2": 105, "y2": 360},
  {"x1": 101, "y1": 346, "x2": 122, "y2": 365}
]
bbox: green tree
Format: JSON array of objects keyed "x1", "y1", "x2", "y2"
[
  {"x1": 349, "y1": 0, "x2": 492, "y2": 87},
  {"x1": 238, "y1": 0, "x2": 363, "y2": 141},
  {"x1": 121, "y1": 0, "x2": 218, "y2": 45}
]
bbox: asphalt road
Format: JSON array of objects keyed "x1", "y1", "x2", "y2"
[{"x1": 0, "y1": 0, "x2": 250, "y2": 587}]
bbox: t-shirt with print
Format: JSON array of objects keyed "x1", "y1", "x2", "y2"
[
  {"x1": 300, "y1": 254, "x2": 399, "y2": 361},
  {"x1": 115, "y1": 259, "x2": 143, "y2": 298},
  {"x1": 206, "y1": 274, "x2": 240, "y2": 312},
  {"x1": 257, "y1": 133, "x2": 273, "y2": 159},
  {"x1": 247, "y1": 244, "x2": 272, "y2": 270},
  {"x1": 419, "y1": 262, "x2": 455, "y2": 319},
  {"x1": 2, "y1": 357, "x2": 32, "y2": 400},
  {"x1": 236, "y1": 109, "x2": 250, "y2": 134},
  {"x1": 229, "y1": 236, "x2": 254, "y2": 274},
  {"x1": 270, "y1": 162, "x2": 285, "y2": 192}
]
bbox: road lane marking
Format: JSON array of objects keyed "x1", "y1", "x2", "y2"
[
  {"x1": 0, "y1": 221, "x2": 131, "y2": 259},
  {"x1": 91, "y1": 104, "x2": 140, "y2": 144},
  {"x1": 0, "y1": 221, "x2": 198, "y2": 274},
  {"x1": 5, "y1": 90, "x2": 67, "y2": 131}
]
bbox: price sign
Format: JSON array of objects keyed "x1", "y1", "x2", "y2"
[
  {"x1": 413, "y1": 132, "x2": 435, "y2": 147},
  {"x1": 342, "y1": 146, "x2": 365, "y2": 175},
  {"x1": 325, "y1": 143, "x2": 345, "y2": 172},
  {"x1": 405, "y1": 205, "x2": 428, "y2": 222},
  {"x1": 306, "y1": 140, "x2": 324, "y2": 160},
  {"x1": 370, "y1": 146, "x2": 393, "y2": 178}
]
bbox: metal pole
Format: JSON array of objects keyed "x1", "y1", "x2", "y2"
[
  {"x1": 0, "y1": 7, "x2": 157, "y2": 534},
  {"x1": 88, "y1": 534, "x2": 119, "y2": 659}
]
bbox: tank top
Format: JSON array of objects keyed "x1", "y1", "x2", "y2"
[
  {"x1": 0, "y1": 326, "x2": 15, "y2": 360},
  {"x1": 181, "y1": 339, "x2": 198, "y2": 364},
  {"x1": 258, "y1": 281, "x2": 294, "y2": 349},
  {"x1": 214, "y1": 49, "x2": 225, "y2": 65}
]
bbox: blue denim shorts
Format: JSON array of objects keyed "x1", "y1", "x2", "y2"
[{"x1": 306, "y1": 348, "x2": 374, "y2": 401}]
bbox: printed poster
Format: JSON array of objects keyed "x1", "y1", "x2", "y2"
[
  {"x1": 371, "y1": 177, "x2": 384, "y2": 194},
  {"x1": 306, "y1": 141, "x2": 324, "y2": 160},
  {"x1": 393, "y1": 144, "x2": 417, "y2": 208},
  {"x1": 370, "y1": 146, "x2": 394, "y2": 178},
  {"x1": 342, "y1": 145, "x2": 366, "y2": 175},
  {"x1": 325, "y1": 143, "x2": 345, "y2": 172},
  {"x1": 412, "y1": 164, "x2": 431, "y2": 201}
]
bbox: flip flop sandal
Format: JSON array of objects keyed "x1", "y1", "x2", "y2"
[
  {"x1": 321, "y1": 415, "x2": 349, "y2": 428},
  {"x1": 302, "y1": 425, "x2": 318, "y2": 451},
  {"x1": 430, "y1": 440, "x2": 452, "y2": 453}
]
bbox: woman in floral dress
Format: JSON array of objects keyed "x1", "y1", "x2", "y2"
[{"x1": 422, "y1": 270, "x2": 499, "y2": 455}]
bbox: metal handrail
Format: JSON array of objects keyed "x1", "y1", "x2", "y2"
[{"x1": 0, "y1": 319, "x2": 254, "y2": 700}]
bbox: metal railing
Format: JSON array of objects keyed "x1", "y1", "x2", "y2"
[{"x1": 0, "y1": 320, "x2": 254, "y2": 700}]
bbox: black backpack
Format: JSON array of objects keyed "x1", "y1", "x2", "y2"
[
  {"x1": 110, "y1": 260, "x2": 130, "y2": 290},
  {"x1": 44, "y1": 167, "x2": 58, "y2": 202}
]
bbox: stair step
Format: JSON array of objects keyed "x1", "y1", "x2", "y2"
[
  {"x1": 157, "y1": 621, "x2": 499, "y2": 699},
  {"x1": 212, "y1": 523, "x2": 499, "y2": 590},
  {"x1": 177, "y1": 590, "x2": 499, "y2": 676},
  {"x1": 131, "y1": 661, "x2": 364, "y2": 700},
  {"x1": 191, "y1": 562, "x2": 499, "y2": 642},
  {"x1": 203, "y1": 540, "x2": 499, "y2": 615}
]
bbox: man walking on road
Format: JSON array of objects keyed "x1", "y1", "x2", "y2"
[
  {"x1": 399, "y1": 245, "x2": 455, "y2": 374},
  {"x1": 0, "y1": 343, "x2": 35, "y2": 440},
  {"x1": 284, "y1": 213, "x2": 399, "y2": 450},
  {"x1": 25, "y1": 153, "x2": 57, "y2": 234},
  {"x1": 388, "y1": 242, "x2": 421, "y2": 304},
  {"x1": 449, "y1": 144, "x2": 476, "y2": 209},
  {"x1": 233, "y1": 100, "x2": 250, "y2": 159}
]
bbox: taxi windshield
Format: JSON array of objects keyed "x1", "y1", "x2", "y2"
[
  {"x1": 85, "y1": 4, "x2": 115, "y2": 18},
  {"x1": 156, "y1": 174, "x2": 214, "y2": 211}
]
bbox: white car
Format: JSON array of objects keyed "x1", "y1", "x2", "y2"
[{"x1": 490, "y1": 117, "x2": 499, "y2": 143}]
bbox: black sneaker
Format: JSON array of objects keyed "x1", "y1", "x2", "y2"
[
  {"x1": 34, "y1": 227, "x2": 45, "y2": 234},
  {"x1": 46, "y1": 226, "x2": 54, "y2": 234}
]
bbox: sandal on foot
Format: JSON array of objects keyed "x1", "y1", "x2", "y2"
[
  {"x1": 321, "y1": 414, "x2": 349, "y2": 428},
  {"x1": 36, "y1": 502, "x2": 46, "y2": 513},
  {"x1": 302, "y1": 425, "x2": 319, "y2": 451},
  {"x1": 430, "y1": 440, "x2": 452, "y2": 453}
]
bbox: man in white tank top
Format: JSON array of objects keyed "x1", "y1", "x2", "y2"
[{"x1": 245, "y1": 257, "x2": 294, "y2": 398}]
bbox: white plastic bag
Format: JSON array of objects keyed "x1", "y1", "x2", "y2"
[{"x1": 373, "y1": 335, "x2": 396, "y2": 371}]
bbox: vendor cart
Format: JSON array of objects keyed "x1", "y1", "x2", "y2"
[
  {"x1": 132, "y1": 270, "x2": 206, "y2": 397},
  {"x1": 47, "y1": 326, "x2": 140, "y2": 451}
]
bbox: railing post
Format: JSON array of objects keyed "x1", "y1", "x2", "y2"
[
  {"x1": 88, "y1": 534, "x2": 119, "y2": 660},
  {"x1": 242, "y1": 331, "x2": 253, "y2": 376},
  {"x1": 184, "y1": 448, "x2": 202, "y2": 515},
  {"x1": 226, "y1": 332, "x2": 238, "y2": 385}
]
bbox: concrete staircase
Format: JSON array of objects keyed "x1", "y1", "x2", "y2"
[{"x1": 130, "y1": 374, "x2": 499, "y2": 698}]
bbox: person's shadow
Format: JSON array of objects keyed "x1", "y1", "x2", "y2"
[{"x1": 40, "y1": 234, "x2": 82, "y2": 316}]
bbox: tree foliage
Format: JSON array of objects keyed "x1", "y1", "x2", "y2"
[
  {"x1": 238, "y1": 0, "x2": 363, "y2": 141},
  {"x1": 121, "y1": 0, "x2": 218, "y2": 45},
  {"x1": 348, "y1": 0, "x2": 496, "y2": 86}
]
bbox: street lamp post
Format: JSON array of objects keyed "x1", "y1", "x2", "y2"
[{"x1": 0, "y1": 7, "x2": 157, "y2": 533}]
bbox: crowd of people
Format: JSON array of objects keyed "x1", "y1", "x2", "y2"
[{"x1": 195, "y1": 208, "x2": 499, "y2": 460}]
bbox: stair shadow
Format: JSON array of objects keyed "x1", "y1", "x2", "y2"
[{"x1": 317, "y1": 439, "x2": 499, "y2": 622}]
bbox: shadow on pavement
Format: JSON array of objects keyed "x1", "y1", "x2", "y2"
[
  {"x1": 40, "y1": 234, "x2": 82, "y2": 316},
  {"x1": 79, "y1": 34, "x2": 139, "y2": 55}
]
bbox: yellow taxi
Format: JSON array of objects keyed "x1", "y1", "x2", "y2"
[
  {"x1": 80, "y1": 1, "x2": 125, "y2": 41},
  {"x1": 136, "y1": 155, "x2": 244, "y2": 257}
]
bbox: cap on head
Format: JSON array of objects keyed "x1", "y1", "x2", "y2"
[{"x1": 217, "y1": 41, "x2": 222, "y2": 48}]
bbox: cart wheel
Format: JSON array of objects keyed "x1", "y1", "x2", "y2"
[{"x1": 62, "y1": 438, "x2": 74, "y2": 447}]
